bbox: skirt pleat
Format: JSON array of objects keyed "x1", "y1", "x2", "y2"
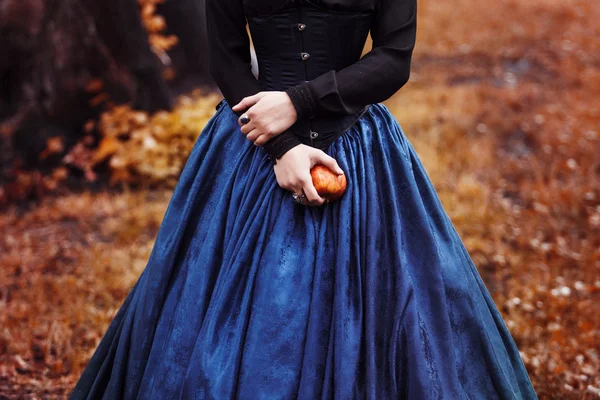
[{"x1": 70, "y1": 100, "x2": 537, "y2": 400}]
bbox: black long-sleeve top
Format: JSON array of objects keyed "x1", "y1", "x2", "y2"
[{"x1": 205, "y1": 0, "x2": 417, "y2": 160}]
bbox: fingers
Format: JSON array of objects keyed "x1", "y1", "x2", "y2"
[
  {"x1": 232, "y1": 92, "x2": 267, "y2": 112},
  {"x1": 232, "y1": 94, "x2": 258, "y2": 112},
  {"x1": 247, "y1": 129, "x2": 263, "y2": 143},
  {"x1": 290, "y1": 187, "x2": 314, "y2": 207},
  {"x1": 312, "y1": 152, "x2": 345, "y2": 175},
  {"x1": 240, "y1": 120, "x2": 255, "y2": 134},
  {"x1": 245, "y1": 128, "x2": 258, "y2": 142},
  {"x1": 286, "y1": 176, "x2": 321, "y2": 207},
  {"x1": 270, "y1": 144, "x2": 330, "y2": 207},
  {"x1": 301, "y1": 176, "x2": 325, "y2": 206},
  {"x1": 289, "y1": 185, "x2": 308, "y2": 206},
  {"x1": 239, "y1": 117, "x2": 274, "y2": 144},
  {"x1": 238, "y1": 109, "x2": 255, "y2": 127},
  {"x1": 253, "y1": 133, "x2": 270, "y2": 146}
]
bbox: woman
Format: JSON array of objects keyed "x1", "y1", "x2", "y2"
[{"x1": 70, "y1": 0, "x2": 539, "y2": 398}]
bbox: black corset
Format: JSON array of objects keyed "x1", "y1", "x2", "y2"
[{"x1": 247, "y1": 2, "x2": 373, "y2": 150}]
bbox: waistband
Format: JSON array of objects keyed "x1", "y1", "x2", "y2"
[{"x1": 215, "y1": 99, "x2": 370, "y2": 151}]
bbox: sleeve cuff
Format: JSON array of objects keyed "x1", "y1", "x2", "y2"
[
  {"x1": 285, "y1": 83, "x2": 318, "y2": 120},
  {"x1": 261, "y1": 130, "x2": 302, "y2": 161}
]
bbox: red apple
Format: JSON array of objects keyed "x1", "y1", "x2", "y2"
[{"x1": 310, "y1": 164, "x2": 347, "y2": 202}]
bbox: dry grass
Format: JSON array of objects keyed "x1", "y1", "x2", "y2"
[
  {"x1": 1, "y1": 0, "x2": 599, "y2": 398},
  {"x1": 0, "y1": 189, "x2": 170, "y2": 397},
  {"x1": 396, "y1": 1, "x2": 600, "y2": 397}
]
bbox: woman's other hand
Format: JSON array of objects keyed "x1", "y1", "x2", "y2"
[
  {"x1": 273, "y1": 144, "x2": 345, "y2": 207},
  {"x1": 232, "y1": 91, "x2": 298, "y2": 146}
]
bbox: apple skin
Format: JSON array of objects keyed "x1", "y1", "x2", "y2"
[{"x1": 310, "y1": 164, "x2": 347, "y2": 202}]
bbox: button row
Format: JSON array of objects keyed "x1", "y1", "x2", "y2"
[
  {"x1": 298, "y1": 22, "x2": 308, "y2": 60},
  {"x1": 299, "y1": 16, "x2": 316, "y2": 141}
]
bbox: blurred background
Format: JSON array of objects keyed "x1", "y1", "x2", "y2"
[{"x1": 0, "y1": 0, "x2": 598, "y2": 398}]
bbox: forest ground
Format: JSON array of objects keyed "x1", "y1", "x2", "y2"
[{"x1": 1, "y1": 0, "x2": 599, "y2": 398}]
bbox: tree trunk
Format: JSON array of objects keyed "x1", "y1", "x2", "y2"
[
  {"x1": 0, "y1": 0, "x2": 180, "y2": 176},
  {"x1": 157, "y1": 0, "x2": 214, "y2": 92}
]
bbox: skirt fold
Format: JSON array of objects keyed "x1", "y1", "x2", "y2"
[{"x1": 70, "y1": 100, "x2": 537, "y2": 400}]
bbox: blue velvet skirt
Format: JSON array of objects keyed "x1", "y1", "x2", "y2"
[{"x1": 70, "y1": 100, "x2": 538, "y2": 399}]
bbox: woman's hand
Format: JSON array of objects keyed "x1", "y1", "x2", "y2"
[
  {"x1": 273, "y1": 144, "x2": 345, "y2": 206},
  {"x1": 232, "y1": 91, "x2": 298, "y2": 146}
]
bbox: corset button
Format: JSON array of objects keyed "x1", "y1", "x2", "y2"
[
  {"x1": 310, "y1": 131, "x2": 319, "y2": 139},
  {"x1": 298, "y1": 23, "x2": 307, "y2": 31},
  {"x1": 301, "y1": 52, "x2": 310, "y2": 60}
]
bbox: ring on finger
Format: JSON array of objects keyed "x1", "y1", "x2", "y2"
[{"x1": 292, "y1": 191, "x2": 308, "y2": 205}]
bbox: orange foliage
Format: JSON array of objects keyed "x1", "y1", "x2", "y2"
[
  {"x1": 90, "y1": 90, "x2": 221, "y2": 186},
  {"x1": 139, "y1": 0, "x2": 178, "y2": 64},
  {"x1": 1, "y1": 0, "x2": 599, "y2": 398}
]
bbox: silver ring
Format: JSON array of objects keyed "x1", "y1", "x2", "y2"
[
  {"x1": 292, "y1": 192, "x2": 307, "y2": 205},
  {"x1": 240, "y1": 113, "x2": 250, "y2": 125}
]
